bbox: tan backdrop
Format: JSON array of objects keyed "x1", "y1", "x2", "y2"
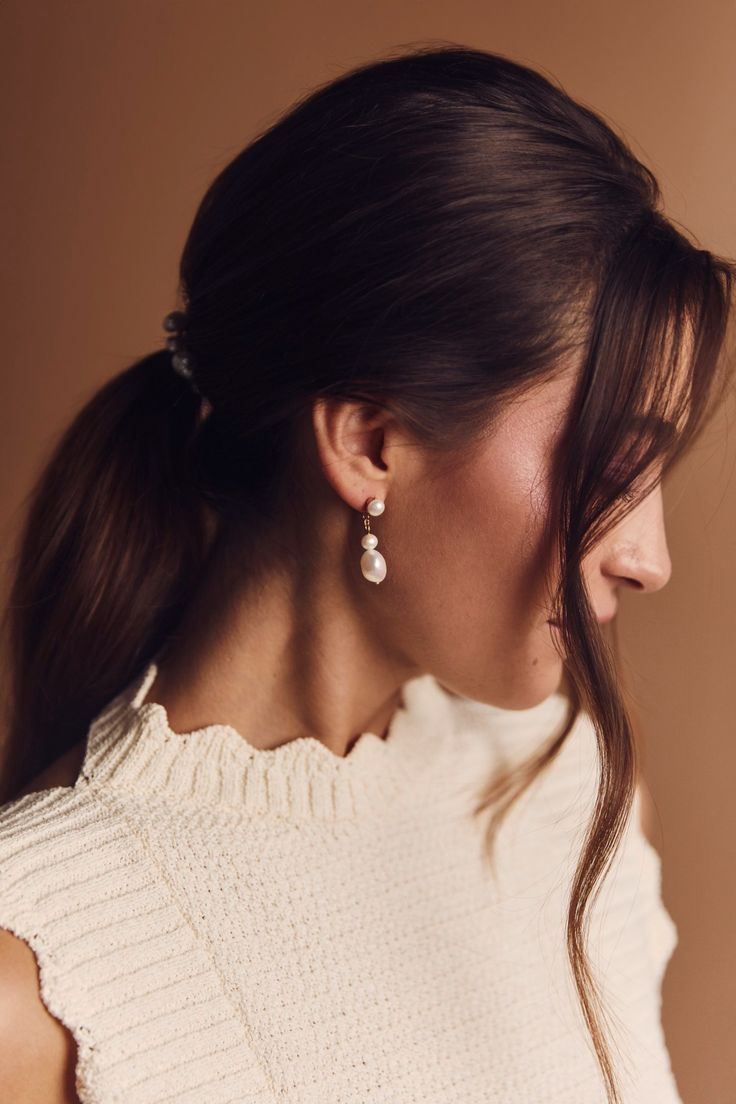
[{"x1": 2, "y1": 3, "x2": 734, "y2": 1101}]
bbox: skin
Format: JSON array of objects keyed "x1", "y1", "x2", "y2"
[
  {"x1": 0, "y1": 363, "x2": 675, "y2": 1102},
  {"x1": 137, "y1": 360, "x2": 672, "y2": 745}
]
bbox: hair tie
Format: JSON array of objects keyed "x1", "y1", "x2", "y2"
[{"x1": 162, "y1": 310, "x2": 203, "y2": 399}]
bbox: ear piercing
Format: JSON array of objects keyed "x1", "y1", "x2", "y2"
[{"x1": 360, "y1": 498, "x2": 387, "y2": 584}]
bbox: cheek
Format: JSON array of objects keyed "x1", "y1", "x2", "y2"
[
  {"x1": 386, "y1": 438, "x2": 564, "y2": 705},
  {"x1": 456, "y1": 445, "x2": 553, "y2": 621},
  {"x1": 398, "y1": 444, "x2": 554, "y2": 646}
]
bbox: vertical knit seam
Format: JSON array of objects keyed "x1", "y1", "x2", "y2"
[{"x1": 86, "y1": 781, "x2": 280, "y2": 1101}]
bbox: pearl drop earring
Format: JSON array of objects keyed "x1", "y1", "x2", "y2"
[{"x1": 360, "y1": 497, "x2": 387, "y2": 584}]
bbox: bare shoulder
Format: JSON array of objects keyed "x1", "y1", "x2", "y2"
[
  {"x1": 0, "y1": 741, "x2": 89, "y2": 1098},
  {"x1": 0, "y1": 927, "x2": 80, "y2": 1103}
]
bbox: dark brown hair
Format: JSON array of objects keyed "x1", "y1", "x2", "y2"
[{"x1": 2, "y1": 42, "x2": 734, "y2": 1102}]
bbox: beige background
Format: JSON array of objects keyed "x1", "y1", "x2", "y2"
[{"x1": 1, "y1": 3, "x2": 734, "y2": 1101}]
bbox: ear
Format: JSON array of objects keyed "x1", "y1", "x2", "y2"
[{"x1": 311, "y1": 398, "x2": 393, "y2": 513}]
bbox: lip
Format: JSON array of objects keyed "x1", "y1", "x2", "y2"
[{"x1": 547, "y1": 608, "x2": 617, "y2": 627}]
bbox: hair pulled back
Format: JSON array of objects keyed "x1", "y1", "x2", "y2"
[{"x1": 3, "y1": 43, "x2": 734, "y2": 1102}]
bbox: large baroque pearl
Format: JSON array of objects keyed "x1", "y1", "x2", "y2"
[
  {"x1": 361, "y1": 497, "x2": 387, "y2": 583},
  {"x1": 360, "y1": 548, "x2": 387, "y2": 584}
]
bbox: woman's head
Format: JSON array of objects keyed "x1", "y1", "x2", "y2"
[
  {"x1": 3, "y1": 43, "x2": 733, "y2": 1103},
  {"x1": 302, "y1": 356, "x2": 594, "y2": 712},
  {"x1": 175, "y1": 45, "x2": 722, "y2": 712}
]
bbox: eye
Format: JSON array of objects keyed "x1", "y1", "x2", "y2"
[
  {"x1": 601, "y1": 459, "x2": 639, "y2": 503},
  {"x1": 600, "y1": 430, "x2": 662, "y2": 506}
]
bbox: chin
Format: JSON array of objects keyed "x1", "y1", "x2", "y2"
[
  {"x1": 482, "y1": 656, "x2": 565, "y2": 712},
  {"x1": 520, "y1": 652, "x2": 565, "y2": 709}
]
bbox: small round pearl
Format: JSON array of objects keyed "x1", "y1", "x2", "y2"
[
  {"x1": 360, "y1": 548, "x2": 387, "y2": 584},
  {"x1": 361, "y1": 533, "x2": 378, "y2": 550},
  {"x1": 367, "y1": 498, "x2": 385, "y2": 517}
]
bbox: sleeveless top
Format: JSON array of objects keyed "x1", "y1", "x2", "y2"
[{"x1": 0, "y1": 660, "x2": 681, "y2": 1103}]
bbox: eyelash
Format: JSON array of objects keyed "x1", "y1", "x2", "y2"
[
  {"x1": 602, "y1": 466, "x2": 639, "y2": 503},
  {"x1": 603, "y1": 437, "x2": 661, "y2": 505}
]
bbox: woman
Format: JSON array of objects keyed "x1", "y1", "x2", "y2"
[{"x1": 0, "y1": 43, "x2": 732, "y2": 1104}]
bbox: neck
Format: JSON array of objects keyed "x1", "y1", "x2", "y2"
[{"x1": 143, "y1": 518, "x2": 417, "y2": 757}]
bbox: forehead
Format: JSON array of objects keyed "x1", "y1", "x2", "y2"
[
  {"x1": 565, "y1": 315, "x2": 694, "y2": 434},
  {"x1": 481, "y1": 314, "x2": 696, "y2": 454}
]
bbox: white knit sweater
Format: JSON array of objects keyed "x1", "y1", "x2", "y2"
[{"x1": 0, "y1": 659, "x2": 681, "y2": 1104}]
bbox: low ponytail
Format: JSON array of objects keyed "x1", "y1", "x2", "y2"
[
  {"x1": 2, "y1": 47, "x2": 732, "y2": 1099},
  {"x1": 0, "y1": 348, "x2": 211, "y2": 803}
]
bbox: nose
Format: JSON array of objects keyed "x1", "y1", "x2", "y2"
[{"x1": 599, "y1": 485, "x2": 673, "y2": 595}]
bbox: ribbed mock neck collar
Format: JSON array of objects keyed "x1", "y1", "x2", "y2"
[{"x1": 79, "y1": 658, "x2": 463, "y2": 820}]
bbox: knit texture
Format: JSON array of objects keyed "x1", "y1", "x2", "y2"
[{"x1": 0, "y1": 660, "x2": 681, "y2": 1104}]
